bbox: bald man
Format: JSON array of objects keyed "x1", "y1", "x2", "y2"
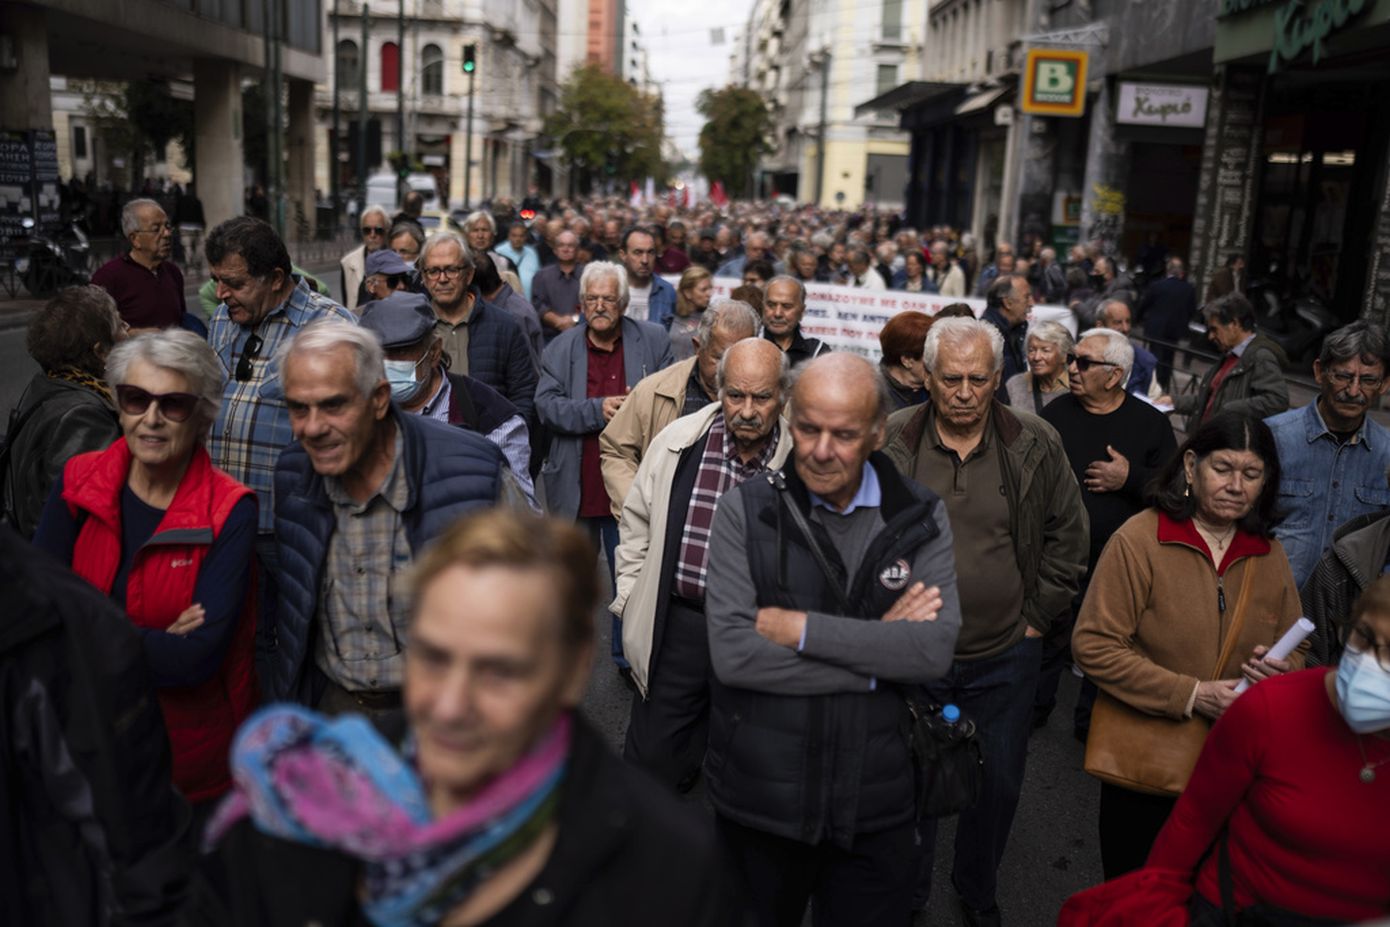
[
  {"x1": 703, "y1": 352, "x2": 962, "y2": 927},
  {"x1": 613, "y1": 337, "x2": 794, "y2": 792}
]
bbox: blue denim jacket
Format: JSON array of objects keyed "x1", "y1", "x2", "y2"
[{"x1": 1267, "y1": 401, "x2": 1390, "y2": 588}]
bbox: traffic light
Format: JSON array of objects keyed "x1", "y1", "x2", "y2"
[{"x1": 463, "y1": 44, "x2": 476, "y2": 74}]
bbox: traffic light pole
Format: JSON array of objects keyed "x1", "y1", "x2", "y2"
[{"x1": 464, "y1": 68, "x2": 475, "y2": 208}]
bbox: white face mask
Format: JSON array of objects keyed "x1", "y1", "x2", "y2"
[
  {"x1": 1336, "y1": 645, "x2": 1390, "y2": 734},
  {"x1": 383, "y1": 358, "x2": 427, "y2": 403}
]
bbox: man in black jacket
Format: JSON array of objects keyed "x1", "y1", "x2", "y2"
[
  {"x1": 1138, "y1": 257, "x2": 1198, "y2": 390},
  {"x1": 704, "y1": 353, "x2": 962, "y2": 927}
]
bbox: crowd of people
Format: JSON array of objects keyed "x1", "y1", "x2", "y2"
[{"x1": 1, "y1": 191, "x2": 1388, "y2": 927}]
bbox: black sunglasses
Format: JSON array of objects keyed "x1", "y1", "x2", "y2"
[
  {"x1": 116, "y1": 385, "x2": 199, "y2": 423},
  {"x1": 235, "y1": 333, "x2": 264, "y2": 382},
  {"x1": 1066, "y1": 352, "x2": 1118, "y2": 373},
  {"x1": 361, "y1": 225, "x2": 387, "y2": 236}
]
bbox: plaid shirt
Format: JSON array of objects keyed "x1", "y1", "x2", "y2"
[
  {"x1": 672, "y1": 413, "x2": 780, "y2": 601},
  {"x1": 313, "y1": 425, "x2": 413, "y2": 692},
  {"x1": 207, "y1": 278, "x2": 355, "y2": 532}
]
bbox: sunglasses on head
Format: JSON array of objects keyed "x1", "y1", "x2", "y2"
[
  {"x1": 116, "y1": 385, "x2": 199, "y2": 423},
  {"x1": 1066, "y1": 352, "x2": 1117, "y2": 372},
  {"x1": 236, "y1": 333, "x2": 264, "y2": 382}
]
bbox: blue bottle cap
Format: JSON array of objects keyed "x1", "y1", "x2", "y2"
[{"x1": 941, "y1": 704, "x2": 960, "y2": 723}]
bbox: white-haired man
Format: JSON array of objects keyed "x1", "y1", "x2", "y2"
[
  {"x1": 91, "y1": 198, "x2": 185, "y2": 328},
  {"x1": 340, "y1": 204, "x2": 390, "y2": 312}
]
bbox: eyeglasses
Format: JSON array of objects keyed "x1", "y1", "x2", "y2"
[
  {"x1": 1066, "y1": 353, "x2": 1118, "y2": 373},
  {"x1": 235, "y1": 333, "x2": 264, "y2": 383},
  {"x1": 361, "y1": 226, "x2": 387, "y2": 237},
  {"x1": 582, "y1": 294, "x2": 619, "y2": 306},
  {"x1": 422, "y1": 265, "x2": 466, "y2": 280},
  {"x1": 116, "y1": 385, "x2": 199, "y2": 423},
  {"x1": 1328, "y1": 371, "x2": 1386, "y2": 391},
  {"x1": 1347, "y1": 624, "x2": 1390, "y2": 672}
]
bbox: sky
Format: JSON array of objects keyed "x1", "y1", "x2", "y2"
[{"x1": 628, "y1": 0, "x2": 757, "y2": 161}]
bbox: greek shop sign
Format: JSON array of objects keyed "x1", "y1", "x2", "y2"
[
  {"x1": 1115, "y1": 83, "x2": 1210, "y2": 129},
  {"x1": 1218, "y1": 0, "x2": 1376, "y2": 74}
]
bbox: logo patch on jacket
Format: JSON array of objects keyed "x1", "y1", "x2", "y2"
[
  {"x1": 170, "y1": 557, "x2": 194, "y2": 568},
  {"x1": 879, "y1": 559, "x2": 911, "y2": 590}
]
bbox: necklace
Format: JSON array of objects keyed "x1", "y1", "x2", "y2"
[
  {"x1": 1194, "y1": 519, "x2": 1236, "y2": 554},
  {"x1": 1356, "y1": 736, "x2": 1390, "y2": 784}
]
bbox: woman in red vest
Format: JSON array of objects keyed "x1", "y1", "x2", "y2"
[{"x1": 33, "y1": 328, "x2": 258, "y2": 817}]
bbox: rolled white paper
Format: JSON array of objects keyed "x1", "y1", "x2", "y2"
[{"x1": 1234, "y1": 616, "x2": 1316, "y2": 694}]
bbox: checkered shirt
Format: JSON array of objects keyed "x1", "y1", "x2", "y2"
[
  {"x1": 672, "y1": 413, "x2": 780, "y2": 601},
  {"x1": 207, "y1": 278, "x2": 355, "y2": 533}
]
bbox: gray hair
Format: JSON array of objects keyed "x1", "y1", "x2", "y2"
[
  {"x1": 360, "y1": 204, "x2": 390, "y2": 226},
  {"x1": 464, "y1": 210, "x2": 496, "y2": 235},
  {"x1": 1026, "y1": 319, "x2": 1074, "y2": 357},
  {"x1": 1077, "y1": 328, "x2": 1135, "y2": 384},
  {"x1": 579, "y1": 261, "x2": 629, "y2": 309},
  {"x1": 276, "y1": 319, "x2": 385, "y2": 398},
  {"x1": 1319, "y1": 320, "x2": 1390, "y2": 370},
  {"x1": 1097, "y1": 299, "x2": 1132, "y2": 327},
  {"x1": 120, "y1": 198, "x2": 164, "y2": 237},
  {"x1": 765, "y1": 274, "x2": 806, "y2": 306},
  {"x1": 697, "y1": 298, "x2": 761, "y2": 347},
  {"x1": 388, "y1": 221, "x2": 424, "y2": 248},
  {"x1": 923, "y1": 317, "x2": 1005, "y2": 374},
  {"x1": 106, "y1": 329, "x2": 225, "y2": 430},
  {"x1": 418, "y1": 230, "x2": 474, "y2": 271},
  {"x1": 716, "y1": 337, "x2": 792, "y2": 398}
]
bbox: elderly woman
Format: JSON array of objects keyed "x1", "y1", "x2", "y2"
[
  {"x1": 669, "y1": 265, "x2": 714, "y2": 361},
  {"x1": 33, "y1": 329, "x2": 258, "y2": 810},
  {"x1": 1143, "y1": 576, "x2": 1390, "y2": 925},
  {"x1": 1073, "y1": 411, "x2": 1303, "y2": 879},
  {"x1": 1005, "y1": 319, "x2": 1072, "y2": 413},
  {"x1": 3, "y1": 285, "x2": 125, "y2": 537},
  {"x1": 387, "y1": 220, "x2": 424, "y2": 266},
  {"x1": 878, "y1": 310, "x2": 933, "y2": 409},
  {"x1": 891, "y1": 250, "x2": 939, "y2": 293}
]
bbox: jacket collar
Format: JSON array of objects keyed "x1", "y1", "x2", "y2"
[
  {"x1": 1301, "y1": 398, "x2": 1374, "y2": 448},
  {"x1": 906, "y1": 399, "x2": 1023, "y2": 453},
  {"x1": 1155, "y1": 510, "x2": 1270, "y2": 573},
  {"x1": 779, "y1": 449, "x2": 920, "y2": 518},
  {"x1": 64, "y1": 439, "x2": 220, "y2": 538},
  {"x1": 655, "y1": 357, "x2": 698, "y2": 402}
]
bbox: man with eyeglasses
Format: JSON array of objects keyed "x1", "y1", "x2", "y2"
[
  {"x1": 91, "y1": 198, "x2": 186, "y2": 329},
  {"x1": 340, "y1": 204, "x2": 391, "y2": 312},
  {"x1": 1166, "y1": 292, "x2": 1288, "y2": 426},
  {"x1": 205, "y1": 216, "x2": 356, "y2": 682},
  {"x1": 1267, "y1": 321, "x2": 1390, "y2": 590},
  {"x1": 884, "y1": 317, "x2": 1086, "y2": 925},
  {"x1": 1039, "y1": 328, "x2": 1176, "y2": 737}
]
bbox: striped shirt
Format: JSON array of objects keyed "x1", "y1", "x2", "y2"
[{"x1": 207, "y1": 278, "x2": 355, "y2": 532}]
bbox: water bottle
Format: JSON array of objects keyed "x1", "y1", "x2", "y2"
[
  {"x1": 939, "y1": 704, "x2": 961, "y2": 726},
  {"x1": 937, "y1": 703, "x2": 974, "y2": 739}
]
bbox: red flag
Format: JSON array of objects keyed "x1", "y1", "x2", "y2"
[{"x1": 710, "y1": 180, "x2": 728, "y2": 207}]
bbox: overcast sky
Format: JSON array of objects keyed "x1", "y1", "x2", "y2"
[{"x1": 629, "y1": 0, "x2": 756, "y2": 161}]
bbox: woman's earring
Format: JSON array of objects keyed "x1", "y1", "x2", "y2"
[{"x1": 1183, "y1": 482, "x2": 1191, "y2": 499}]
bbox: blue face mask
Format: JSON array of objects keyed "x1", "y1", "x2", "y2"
[
  {"x1": 383, "y1": 358, "x2": 426, "y2": 403},
  {"x1": 1335, "y1": 645, "x2": 1390, "y2": 734}
]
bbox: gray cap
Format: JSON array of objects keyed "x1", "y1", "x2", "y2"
[
  {"x1": 358, "y1": 291, "x2": 435, "y2": 349},
  {"x1": 365, "y1": 248, "x2": 412, "y2": 277}
]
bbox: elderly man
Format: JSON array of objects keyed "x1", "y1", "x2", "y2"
[
  {"x1": 1267, "y1": 321, "x2": 1390, "y2": 589},
  {"x1": 1039, "y1": 247, "x2": 1068, "y2": 303},
  {"x1": 847, "y1": 247, "x2": 886, "y2": 290},
  {"x1": 1139, "y1": 257, "x2": 1198, "y2": 391},
  {"x1": 1095, "y1": 298, "x2": 1160, "y2": 397},
  {"x1": 461, "y1": 209, "x2": 514, "y2": 273},
  {"x1": 717, "y1": 230, "x2": 775, "y2": 280},
  {"x1": 613, "y1": 338, "x2": 793, "y2": 791},
  {"x1": 340, "y1": 204, "x2": 390, "y2": 312},
  {"x1": 492, "y1": 221, "x2": 540, "y2": 300},
  {"x1": 531, "y1": 228, "x2": 585, "y2": 342},
  {"x1": 762, "y1": 276, "x2": 829, "y2": 368},
  {"x1": 1169, "y1": 292, "x2": 1288, "y2": 426},
  {"x1": 982, "y1": 274, "x2": 1031, "y2": 390},
  {"x1": 91, "y1": 198, "x2": 185, "y2": 329},
  {"x1": 362, "y1": 248, "x2": 413, "y2": 303},
  {"x1": 972, "y1": 243, "x2": 1015, "y2": 298},
  {"x1": 927, "y1": 240, "x2": 967, "y2": 297},
  {"x1": 269, "y1": 321, "x2": 508, "y2": 710},
  {"x1": 704, "y1": 352, "x2": 961, "y2": 927},
  {"x1": 418, "y1": 231, "x2": 537, "y2": 424},
  {"x1": 600, "y1": 299, "x2": 761, "y2": 515},
  {"x1": 885, "y1": 317, "x2": 1087, "y2": 924},
  {"x1": 358, "y1": 291, "x2": 536, "y2": 507},
  {"x1": 537, "y1": 261, "x2": 674, "y2": 668},
  {"x1": 658, "y1": 220, "x2": 693, "y2": 274},
  {"x1": 1080, "y1": 256, "x2": 1137, "y2": 328},
  {"x1": 619, "y1": 226, "x2": 677, "y2": 328},
  {"x1": 1039, "y1": 328, "x2": 1176, "y2": 735}
]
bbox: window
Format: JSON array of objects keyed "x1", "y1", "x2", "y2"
[
  {"x1": 336, "y1": 39, "x2": 359, "y2": 86},
  {"x1": 882, "y1": 0, "x2": 902, "y2": 40},
  {"x1": 381, "y1": 42, "x2": 399, "y2": 92},
  {"x1": 72, "y1": 125, "x2": 87, "y2": 160},
  {"x1": 422, "y1": 44, "x2": 444, "y2": 95},
  {"x1": 876, "y1": 64, "x2": 898, "y2": 95}
]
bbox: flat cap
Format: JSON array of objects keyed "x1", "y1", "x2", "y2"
[
  {"x1": 358, "y1": 291, "x2": 435, "y2": 348},
  {"x1": 365, "y1": 248, "x2": 412, "y2": 277}
]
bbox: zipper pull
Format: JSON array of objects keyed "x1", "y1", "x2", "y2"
[{"x1": 1217, "y1": 577, "x2": 1226, "y2": 615}]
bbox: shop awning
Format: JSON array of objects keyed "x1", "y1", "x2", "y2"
[
  {"x1": 854, "y1": 81, "x2": 963, "y2": 117},
  {"x1": 954, "y1": 84, "x2": 1011, "y2": 116}
]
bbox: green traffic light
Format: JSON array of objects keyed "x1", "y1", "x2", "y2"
[{"x1": 463, "y1": 44, "x2": 476, "y2": 73}]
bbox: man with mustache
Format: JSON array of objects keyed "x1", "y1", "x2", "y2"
[
  {"x1": 1267, "y1": 321, "x2": 1390, "y2": 589},
  {"x1": 611, "y1": 337, "x2": 793, "y2": 792}
]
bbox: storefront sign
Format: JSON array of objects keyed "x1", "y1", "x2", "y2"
[
  {"x1": 1115, "y1": 82, "x2": 1210, "y2": 129},
  {"x1": 1268, "y1": 0, "x2": 1371, "y2": 72},
  {"x1": 1021, "y1": 49, "x2": 1088, "y2": 118}
]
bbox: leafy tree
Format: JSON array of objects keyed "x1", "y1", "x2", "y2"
[
  {"x1": 696, "y1": 86, "x2": 773, "y2": 199},
  {"x1": 78, "y1": 80, "x2": 194, "y2": 190},
  {"x1": 545, "y1": 64, "x2": 666, "y2": 192}
]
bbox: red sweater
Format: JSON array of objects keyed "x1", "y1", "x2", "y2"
[{"x1": 1148, "y1": 669, "x2": 1390, "y2": 922}]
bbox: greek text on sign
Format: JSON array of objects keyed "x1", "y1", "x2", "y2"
[
  {"x1": 1115, "y1": 83, "x2": 1210, "y2": 129},
  {"x1": 1021, "y1": 49, "x2": 1088, "y2": 118}
]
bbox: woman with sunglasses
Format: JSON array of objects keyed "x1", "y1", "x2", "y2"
[
  {"x1": 33, "y1": 329, "x2": 258, "y2": 820},
  {"x1": 1143, "y1": 576, "x2": 1390, "y2": 924}
]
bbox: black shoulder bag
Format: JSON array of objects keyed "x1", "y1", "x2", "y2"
[{"x1": 769, "y1": 473, "x2": 983, "y2": 819}]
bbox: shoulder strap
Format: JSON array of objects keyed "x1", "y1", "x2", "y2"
[
  {"x1": 770, "y1": 472, "x2": 853, "y2": 615},
  {"x1": 1031, "y1": 376, "x2": 1044, "y2": 416},
  {"x1": 1211, "y1": 557, "x2": 1259, "y2": 680},
  {"x1": 0, "y1": 395, "x2": 51, "y2": 490}
]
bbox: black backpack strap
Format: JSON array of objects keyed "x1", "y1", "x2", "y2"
[{"x1": 769, "y1": 471, "x2": 852, "y2": 615}]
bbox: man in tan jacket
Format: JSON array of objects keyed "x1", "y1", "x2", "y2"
[{"x1": 599, "y1": 299, "x2": 760, "y2": 517}]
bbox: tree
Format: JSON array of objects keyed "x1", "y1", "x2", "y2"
[
  {"x1": 545, "y1": 64, "x2": 666, "y2": 193},
  {"x1": 696, "y1": 86, "x2": 773, "y2": 199},
  {"x1": 78, "y1": 80, "x2": 193, "y2": 190}
]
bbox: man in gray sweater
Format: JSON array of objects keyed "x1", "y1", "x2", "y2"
[{"x1": 703, "y1": 353, "x2": 961, "y2": 927}]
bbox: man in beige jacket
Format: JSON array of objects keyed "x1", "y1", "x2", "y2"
[
  {"x1": 611, "y1": 337, "x2": 793, "y2": 791},
  {"x1": 599, "y1": 299, "x2": 760, "y2": 517}
]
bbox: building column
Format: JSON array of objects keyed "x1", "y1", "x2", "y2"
[
  {"x1": 1364, "y1": 145, "x2": 1390, "y2": 325},
  {"x1": 0, "y1": 4, "x2": 52, "y2": 131},
  {"x1": 286, "y1": 77, "x2": 316, "y2": 240},
  {"x1": 1006, "y1": 114, "x2": 1058, "y2": 249},
  {"x1": 1189, "y1": 65, "x2": 1263, "y2": 303},
  {"x1": 194, "y1": 58, "x2": 246, "y2": 230},
  {"x1": 1079, "y1": 81, "x2": 1131, "y2": 259}
]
